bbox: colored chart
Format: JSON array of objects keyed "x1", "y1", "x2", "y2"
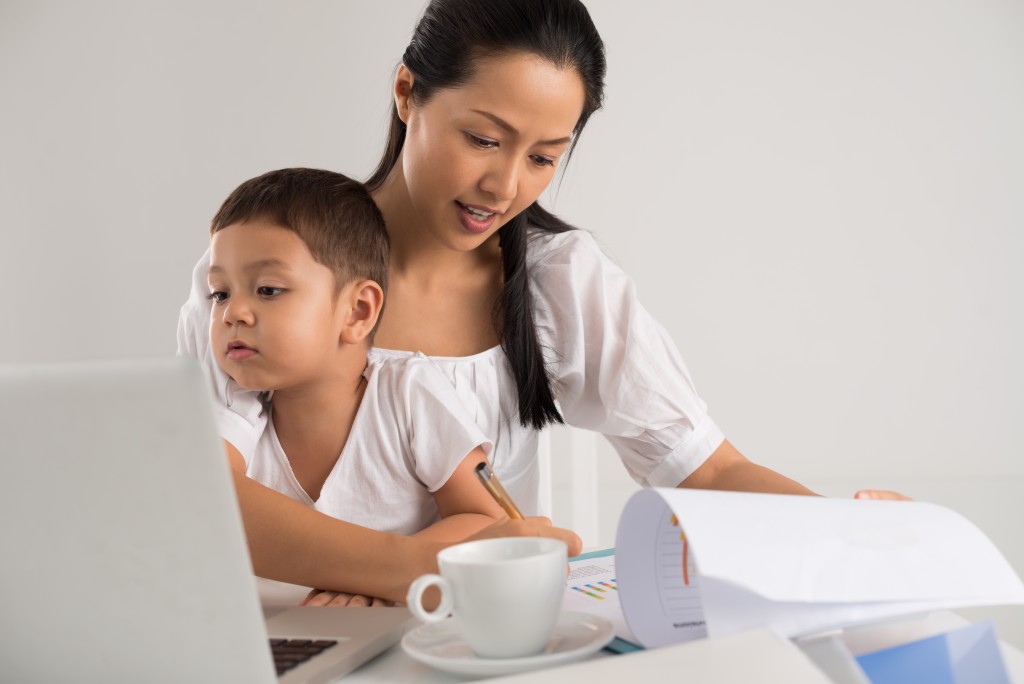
[
  {"x1": 569, "y1": 578, "x2": 618, "y2": 601},
  {"x1": 670, "y1": 514, "x2": 693, "y2": 585},
  {"x1": 654, "y1": 513, "x2": 703, "y2": 621}
]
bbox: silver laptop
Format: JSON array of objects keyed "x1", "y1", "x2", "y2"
[{"x1": 0, "y1": 357, "x2": 413, "y2": 683}]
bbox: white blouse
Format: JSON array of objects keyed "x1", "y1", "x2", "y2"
[{"x1": 177, "y1": 228, "x2": 724, "y2": 517}]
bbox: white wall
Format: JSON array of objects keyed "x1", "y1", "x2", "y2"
[{"x1": 3, "y1": 0, "x2": 1021, "y2": 643}]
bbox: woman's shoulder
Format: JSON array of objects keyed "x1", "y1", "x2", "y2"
[{"x1": 525, "y1": 227, "x2": 601, "y2": 270}]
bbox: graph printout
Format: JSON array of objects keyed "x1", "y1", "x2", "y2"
[
  {"x1": 615, "y1": 490, "x2": 709, "y2": 648},
  {"x1": 654, "y1": 513, "x2": 705, "y2": 634},
  {"x1": 562, "y1": 551, "x2": 639, "y2": 646},
  {"x1": 617, "y1": 488, "x2": 1024, "y2": 647}
]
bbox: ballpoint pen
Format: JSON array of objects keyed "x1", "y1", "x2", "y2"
[{"x1": 474, "y1": 462, "x2": 525, "y2": 520}]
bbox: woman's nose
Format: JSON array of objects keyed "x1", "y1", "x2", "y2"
[{"x1": 480, "y1": 157, "x2": 519, "y2": 203}]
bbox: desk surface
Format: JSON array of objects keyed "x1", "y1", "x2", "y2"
[
  {"x1": 257, "y1": 580, "x2": 1024, "y2": 683},
  {"x1": 342, "y1": 610, "x2": 1024, "y2": 683},
  {"x1": 346, "y1": 628, "x2": 832, "y2": 683}
]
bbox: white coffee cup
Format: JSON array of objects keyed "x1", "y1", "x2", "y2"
[{"x1": 406, "y1": 537, "x2": 567, "y2": 659}]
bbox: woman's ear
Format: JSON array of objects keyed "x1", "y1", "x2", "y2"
[
  {"x1": 337, "y1": 279, "x2": 385, "y2": 346},
  {"x1": 394, "y1": 64, "x2": 415, "y2": 124}
]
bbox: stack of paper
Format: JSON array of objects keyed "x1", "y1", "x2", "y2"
[{"x1": 614, "y1": 489, "x2": 1024, "y2": 648}]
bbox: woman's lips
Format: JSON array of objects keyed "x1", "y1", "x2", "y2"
[{"x1": 456, "y1": 201, "x2": 499, "y2": 234}]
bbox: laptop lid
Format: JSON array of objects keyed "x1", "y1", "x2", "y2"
[{"x1": 0, "y1": 358, "x2": 409, "y2": 683}]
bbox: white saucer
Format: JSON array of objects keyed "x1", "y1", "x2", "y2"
[{"x1": 401, "y1": 611, "x2": 614, "y2": 678}]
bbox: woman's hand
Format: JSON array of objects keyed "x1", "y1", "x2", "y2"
[
  {"x1": 301, "y1": 589, "x2": 394, "y2": 607},
  {"x1": 464, "y1": 516, "x2": 583, "y2": 557},
  {"x1": 854, "y1": 489, "x2": 912, "y2": 501}
]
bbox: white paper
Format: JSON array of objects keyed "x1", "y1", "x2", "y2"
[
  {"x1": 561, "y1": 552, "x2": 640, "y2": 645},
  {"x1": 615, "y1": 488, "x2": 1024, "y2": 648}
]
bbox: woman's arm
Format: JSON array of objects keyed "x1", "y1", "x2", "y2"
[
  {"x1": 415, "y1": 447, "x2": 511, "y2": 542},
  {"x1": 678, "y1": 439, "x2": 911, "y2": 500},
  {"x1": 677, "y1": 439, "x2": 817, "y2": 495},
  {"x1": 224, "y1": 441, "x2": 581, "y2": 603}
]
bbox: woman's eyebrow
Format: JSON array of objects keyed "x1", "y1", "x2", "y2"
[{"x1": 470, "y1": 109, "x2": 572, "y2": 146}]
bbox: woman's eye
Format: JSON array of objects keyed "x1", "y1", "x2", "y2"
[
  {"x1": 531, "y1": 155, "x2": 556, "y2": 168},
  {"x1": 466, "y1": 132, "x2": 498, "y2": 149},
  {"x1": 207, "y1": 291, "x2": 228, "y2": 304},
  {"x1": 257, "y1": 286, "x2": 284, "y2": 297}
]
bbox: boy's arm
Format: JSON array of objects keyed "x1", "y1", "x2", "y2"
[{"x1": 415, "y1": 446, "x2": 508, "y2": 542}]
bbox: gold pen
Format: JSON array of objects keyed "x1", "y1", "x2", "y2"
[{"x1": 474, "y1": 462, "x2": 525, "y2": 520}]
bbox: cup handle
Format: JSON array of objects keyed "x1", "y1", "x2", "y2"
[{"x1": 406, "y1": 574, "x2": 454, "y2": 623}]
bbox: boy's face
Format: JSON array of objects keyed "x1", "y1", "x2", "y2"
[{"x1": 208, "y1": 220, "x2": 346, "y2": 392}]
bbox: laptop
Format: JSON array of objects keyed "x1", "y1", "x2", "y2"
[{"x1": 0, "y1": 357, "x2": 414, "y2": 683}]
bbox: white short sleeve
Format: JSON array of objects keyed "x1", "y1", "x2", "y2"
[
  {"x1": 529, "y1": 230, "x2": 726, "y2": 487},
  {"x1": 390, "y1": 356, "x2": 494, "y2": 493},
  {"x1": 176, "y1": 247, "x2": 266, "y2": 462}
]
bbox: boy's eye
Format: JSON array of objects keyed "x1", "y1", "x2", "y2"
[
  {"x1": 207, "y1": 291, "x2": 228, "y2": 304},
  {"x1": 466, "y1": 132, "x2": 498, "y2": 149},
  {"x1": 257, "y1": 286, "x2": 284, "y2": 298}
]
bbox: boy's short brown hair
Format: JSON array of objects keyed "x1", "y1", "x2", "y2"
[{"x1": 211, "y1": 168, "x2": 389, "y2": 305}]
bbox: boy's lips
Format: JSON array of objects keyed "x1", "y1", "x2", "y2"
[{"x1": 226, "y1": 340, "x2": 257, "y2": 361}]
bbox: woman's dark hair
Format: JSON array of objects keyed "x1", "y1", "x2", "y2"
[{"x1": 366, "y1": 0, "x2": 606, "y2": 429}]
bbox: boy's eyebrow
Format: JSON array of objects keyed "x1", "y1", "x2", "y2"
[
  {"x1": 470, "y1": 109, "x2": 572, "y2": 146},
  {"x1": 207, "y1": 258, "x2": 291, "y2": 276}
]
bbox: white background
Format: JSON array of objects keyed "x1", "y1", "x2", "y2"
[{"x1": 2, "y1": 0, "x2": 1021, "y2": 644}]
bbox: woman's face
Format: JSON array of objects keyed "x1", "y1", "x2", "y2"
[{"x1": 395, "y1": 51, "x2": 586, "y2": 251}]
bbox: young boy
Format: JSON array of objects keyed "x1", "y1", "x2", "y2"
[{"x1": 205, "y1": 168, "x2": 506, "y2": 547}]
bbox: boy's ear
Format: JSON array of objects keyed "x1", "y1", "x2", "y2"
[
  {"x1": 394, "y1": 64, "x2": 414, "y2": 125},
  {"x1": 337, "y1": 279, "x2": 385, "y2": 345}
]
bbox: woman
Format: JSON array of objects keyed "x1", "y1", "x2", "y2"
[{"x1": 179, "y1": 0, "x2": 902, "y2": 604}]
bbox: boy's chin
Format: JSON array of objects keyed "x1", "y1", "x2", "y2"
[{"x1": 225, "y1": 371, "x2": 271, "y2": 393}]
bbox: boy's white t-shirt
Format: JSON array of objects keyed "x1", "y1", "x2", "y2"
[{"x1": 234, "y1": 353, "x2": 492, "y2": 536}]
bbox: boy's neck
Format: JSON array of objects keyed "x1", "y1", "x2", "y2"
[
  {"x1": 270, "y1": 368, "x2": 366, "y2": 431},
  {"x1": 268, "y1": 353, "x2": 369, "y2": 501}
]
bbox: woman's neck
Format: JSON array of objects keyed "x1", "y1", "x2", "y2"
[
  {"x1": 371, "y1": 167, "x2": 504, "y2": 356},
  {"x1": 372, "y1": 165, "x2": 498, "y2": 282}
]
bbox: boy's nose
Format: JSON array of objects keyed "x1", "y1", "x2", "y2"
[{"x1": 222, "y1": 299, "x2": 255, "y2": 326}]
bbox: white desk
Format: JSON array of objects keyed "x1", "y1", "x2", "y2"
[
  {"x1": 259, "y1": 580, "x2": 1024, "y2": 682},
  {"x1": 342, "y1": 610, "x2": 1024, "y2": 683}
]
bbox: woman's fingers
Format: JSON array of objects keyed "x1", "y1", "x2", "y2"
[{"x1": 468, "y1": 516, "x2": 583, "y2": 557}]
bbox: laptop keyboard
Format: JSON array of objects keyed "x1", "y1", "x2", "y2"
[{"x1": 270, "y1": 638, "x2": 338, "y2": 676}]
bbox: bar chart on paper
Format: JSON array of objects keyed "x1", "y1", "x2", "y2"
[
  {"x1": 654, "y1": 513, "x2": 706, "y2": 638},
  {"x1": 569, "y1": 578, "x2": 618, "y2": 601},
  {"x1": 563, "y1": 550, "x2": 640, "y2": 648}
]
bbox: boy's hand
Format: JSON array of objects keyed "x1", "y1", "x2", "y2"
[
  {"x1": 301, "y1": 588, "x2": 394, "y2": 607},
  {"x1": 854, "y1": 489, "x2": 912, "y2": 501}
]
